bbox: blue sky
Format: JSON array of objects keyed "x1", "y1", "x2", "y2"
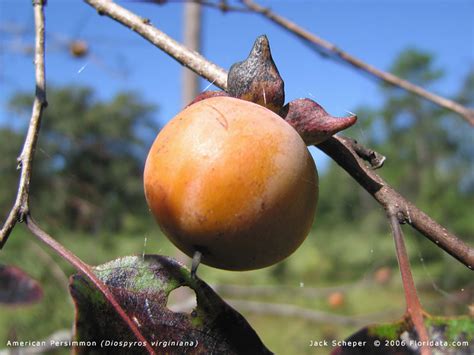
[{"x1": 0, "y1": 0, "x2": 473, "y2": 168}]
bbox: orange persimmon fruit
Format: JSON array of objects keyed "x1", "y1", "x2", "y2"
[
  {"x1": 144, "y1": 96, "x2": 318, "y2": 271},
  {"x1": 327, "y1": 291, "x2": 345, "y2": 309}
]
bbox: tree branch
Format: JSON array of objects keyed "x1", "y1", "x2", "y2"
[
  {"x1": 241, "y1": 0, "x2": 474, "y2": 126},
  {"x1": 25, "y1": 215, "x2": 156, "y2": 355},
  {"x1": 83, "y1": 0, "x2": 473, "y2": 271},
  {"x1": 317, "y1": 136, "x2": 474, "y2": 269},
  {"x1": 0, "y1": 0, "x2": 47, "y2": 249}
]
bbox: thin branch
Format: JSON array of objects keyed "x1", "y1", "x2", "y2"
[
  {"x1": 85, "y1": 0, "x2": 227, "y2": 88},
  {"x1": 387, "y1": 212, "x2": 430, "y2": 355},
  {"x1": 84, "y1": 0, "x2": 473, "y2": 270},
  {"x1": 0, "y1": 0, "x2": 47, "y2": 249},
  {"x1": 24, "y1": 215, "x2": 156, "y2": 355},
  {"x1": 241, "y1": 0, "x2": 474, "y2": 125}
]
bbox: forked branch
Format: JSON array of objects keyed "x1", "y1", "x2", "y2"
[
  {"x1": 318, "y1": 136, "x2": 474, "y2": 269},
  {"x1": 83, "y1": 0, "x2": 474, "y2": 270}
]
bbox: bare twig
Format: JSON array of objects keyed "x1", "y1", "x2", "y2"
[
  {"x1": 83, "y1": 0, "x2": 473, "y2": 270},
  {"x1": 388, "y1": 212, "x2": 430, "y2": 355},
  {"x1": 0, "y1": 0, "x2": 47, "y2": 249},
  {"x1": 85, "y1": 0, "x2": 227, "y2": 88},
  {"x1": 317, "y1": 136, "x2": 474, "y2": 269},
  {"x1": 25, "y1": 215, "x2": 156, "y2": 355},
  {"x1": 241, "y1": 0, "x2": 474, "y2": 125}
]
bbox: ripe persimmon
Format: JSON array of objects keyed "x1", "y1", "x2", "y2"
[{"x1": 144, "y1": 96, "x2": 318, "y2": 271}]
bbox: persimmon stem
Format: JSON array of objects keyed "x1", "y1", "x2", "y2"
[
  {"x1": 388, "y1": 212, "x2": 430, "y2": 355},
  {"x1": 191, "y1": 250, "x2": 202, "y2": 278}
]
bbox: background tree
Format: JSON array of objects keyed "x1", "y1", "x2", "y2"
[{"x1": 3, "y1": 86, "x2": 159, "y2": 233}]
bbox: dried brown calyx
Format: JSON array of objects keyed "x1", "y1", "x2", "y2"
[
  {"x1": 188, "y1": 35, "x2": 357, "y2": 145},
  {"x1": 227, "y1": 35, "x2": 285, "y2": 113}
]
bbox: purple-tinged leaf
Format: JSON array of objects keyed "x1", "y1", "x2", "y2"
[
  {"x1": 70, "y1": 255, "x2": 272, "y2": 354},
  {"x1": 0, "y1": 264, "x2": 43, "y2": 305}
]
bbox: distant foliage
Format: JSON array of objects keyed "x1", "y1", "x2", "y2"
[{"x1": 2, "y1": 86, "x2": 159, "y2": 233}]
